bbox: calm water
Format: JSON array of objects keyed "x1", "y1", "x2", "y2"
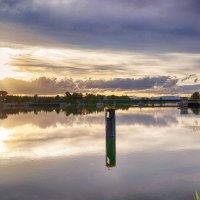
[{"x1": 0, "y1": 107, "x2": 200, "y2": 200}]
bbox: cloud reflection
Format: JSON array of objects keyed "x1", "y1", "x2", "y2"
[{"x1": 0, "y1": 108, "x2": 200, "y2": 162}]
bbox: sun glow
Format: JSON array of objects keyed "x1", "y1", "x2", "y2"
[
  {"x1": 0, "y1": 66, "x2": 17, "y2": 79},
  {"x1": 0, "y1": 48, "x2": 31, "y2": 80},
  {"x1": 0, "y1": 48, "x2": 20, "y2": 79},
  {"x1": 0, "y1": 128, "x2": 12, "y2": 153}
]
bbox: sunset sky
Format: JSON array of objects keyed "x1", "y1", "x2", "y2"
[{"x1": 0, "y1": 0, "x2": 200, "y2": 96}]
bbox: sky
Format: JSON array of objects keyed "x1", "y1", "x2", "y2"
[{"x1": 0, "y1": 0, "x2": 200, "y2": 96}]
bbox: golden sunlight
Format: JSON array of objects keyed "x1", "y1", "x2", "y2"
[
  {"x1": 0, "y1": 48, "x2": 31, "y2": 80},
  {"x1": 0, "y1": 128, "x2": 12, "y2": 153},
  {"x1": 0, "y1": 66, "x2": 17, "y2": 80},
  {"x1": 0, "y1": 48, "x2": 19, "y2": 79}
]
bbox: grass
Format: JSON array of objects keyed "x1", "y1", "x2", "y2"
[{"x1": 195, "y1": 192, "x2": 200, "y2": 200}]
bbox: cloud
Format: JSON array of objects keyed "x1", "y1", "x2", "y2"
[
  {"x1": 181, "y1": 74, "x2": 200, "y2": 84},
  {"x1": 0, "y1": 1, "x2": 199, "y2": 96},
  {"x1": 4, "y1": 47, "x2": 200, "y2": 80},
  {"x1": 0, "y1": 0, "x2": 200, "y2": 52},
  {"x1": 80, "y1": 76, "x2": 178, "y2": 90},
  {"x1": 0, "y1": 77, "x2": 77, "y2": 94},
  {"x1": 0, "y1": 108, "x2": 177, "y2": 129},
  {"x1": 0, "y1": 76, "x2": 198, "y2": 96}
]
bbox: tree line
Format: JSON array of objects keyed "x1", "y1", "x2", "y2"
[
  {"x1": 0, "y1": 90, "x2": 131, "y2": 104},
  {"x1": 1, "y1": 90, "x2": 199, "y2": 105}
]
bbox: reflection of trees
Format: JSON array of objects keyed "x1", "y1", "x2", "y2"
[
  {"x1": 0, "y1": 90, "x2": 8, "y2": 103},
  {"x1": 0, "y1": 112, "x2": 8, "y2": 119},
  {"x1": 0, "y1": 106, "x2": 103, "y2": 119},
  {"x1": 0, "y1": 107, "x2": 55, "y2": 120},
  {"x1": 0, "y1": 105, "x2": 131, "y2": 119},
  {"x1": 63, "y1": 105, "x2": 104, "y2": 116},
  {"x1": 190, "y1": 108, "x2": 200, "y2": 115},
  {"x1": 55, "y1": 108, "x2": 60, "y2": 114}
]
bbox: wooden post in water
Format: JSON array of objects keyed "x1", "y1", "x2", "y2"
[{"x1": 105, "y1": 107, "x2": 116, "y2": 168}]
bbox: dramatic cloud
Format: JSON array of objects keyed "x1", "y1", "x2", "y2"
[
  {"x1": 0, "y1": 1, "x2": 199, "y2": 96},
  {"x1": 1, "y1": 47, "x2": 200, "y2": 80},
  {"x1": 80, "y1": 76, "x2": 178, "y2": 90},
  {"x1": 0, "y1": 76, "x2": 198, "y2": 96},
  {"x1": 0, "y1": 77, "x2": 76, "y2": 95},
  {"x1": 0, "y1": 0, "x2": 200, "y2": 52}
]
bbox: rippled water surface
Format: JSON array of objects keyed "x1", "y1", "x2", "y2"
[{"x1": 0, "y1": 107, "x2": 200, "y2": 200}]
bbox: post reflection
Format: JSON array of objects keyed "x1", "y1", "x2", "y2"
[
  {"x1": 180, "y1": 107, "x2": 188, "y2": 115},
  {"x1": 105, "y1": 108, "x2": 116, "y2": 168}
]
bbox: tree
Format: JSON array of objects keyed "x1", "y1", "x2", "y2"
[
  {"x1": 65, "y1": 92, "x2": 71, "y2": 97},
  {"x1": 190, "y1": 92, "x2": 200, "y2": 100},
  {"x1": 0, "y1": 90, "x2": 8, "y2": 97},
  {"x1": 65, "y1": 91, "x2": 72, "y2": 103},
  {"x1": 55, "y1": 95, "x2": 60, "y2": 101},
  {"x1": 33, "y1": 94, "x2": 38, "y2": 103},
  {"x1": 0, "y1": 90, "x2": 8, "y2": 103}
]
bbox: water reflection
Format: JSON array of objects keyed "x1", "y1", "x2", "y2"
[
  {"x1": 0, "y1": 107, "x2": 200, "y2": 161},
  {"x1": 180, "y1": 107, "x2": 189, "y2": 115},
  {"x1": 191, "y1": 108, "x2": 200, "y2": 115},
  {"x1": 0, "y1": 108, "x2": 200, "y2": 199},
  {"x1": 0, "y1": 106, "x2": 104, "y2": 120},
  {"x1": 105, "y1": 108, "x2": 116, "y2": 168}
]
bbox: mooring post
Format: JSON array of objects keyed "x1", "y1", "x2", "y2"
[
  {"x1": 105, "y1": 107, "x2": 116, "y2": 168},
  {"x1": 106, "y1": 108, "x2": 116, "y2": 137}
]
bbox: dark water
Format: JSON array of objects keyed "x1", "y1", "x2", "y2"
[{"x1": 0, "y1": 107, "x2": 200, "y2": 199}]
